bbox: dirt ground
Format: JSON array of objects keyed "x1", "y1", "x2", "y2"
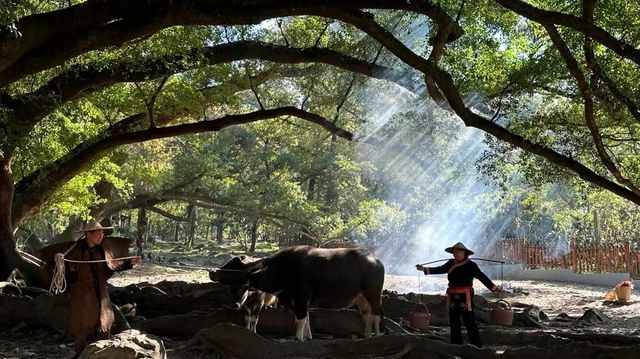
[
  {"x1": 385, "y1": 274, "x2": 640, "y2": 335},
  {"x1": 1, "y1": 262, "x2": 639, "y2": 358}
]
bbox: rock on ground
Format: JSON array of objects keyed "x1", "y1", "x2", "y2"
[{"x1": 79, "y1": 329, "x2": 166, "y2": 359}]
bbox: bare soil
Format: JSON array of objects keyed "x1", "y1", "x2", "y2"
[{"x1": 385, "y1": 274, "x2": 640, "y2": 335}]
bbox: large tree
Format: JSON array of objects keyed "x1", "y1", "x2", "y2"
[{"x1": 2, "y1": 0, "x2": 640, "y2": 279}]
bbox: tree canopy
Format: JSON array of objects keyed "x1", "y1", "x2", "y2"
[{"x1": 2, "y1": 0, "x2": 640, "y2": 279}]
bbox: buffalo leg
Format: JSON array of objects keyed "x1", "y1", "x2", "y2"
[
  {"x1": 293, "y1": 299, "x2": 310, "y2": 341},
  {"x1": 294, "y1": 316, "x2": 309, "y2": 341},
  {"x1": 355, "y1": 293, "x2": 375, "y2": 337},
  {"x1": 364, "y1": 287, "x2": 384, "y2": 336},
  {"x1": 304, "y1": 316, "x2": 312, "y2": 340}
]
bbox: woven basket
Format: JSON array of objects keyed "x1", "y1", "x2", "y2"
[
  {"x1": 407, "y1": 303, "x2": 431, "y2": 329},
  {"x1": 408, "y1": 311, "x2": 431, "y2": 329},
  {"x1": 616, "y1": 286, "x2": 631, "y2": 301},
  {"x1": 491, "y1": 299, "x2": 514, "y2": 326}
]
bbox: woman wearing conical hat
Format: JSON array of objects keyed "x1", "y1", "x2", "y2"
[{"x1": 416, "y1": 242, "x2": 500, "y2": 348}]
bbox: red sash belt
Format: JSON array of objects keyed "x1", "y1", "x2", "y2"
[{"x1": 446, "y1": 286, "x2": 473, "y2": 311}]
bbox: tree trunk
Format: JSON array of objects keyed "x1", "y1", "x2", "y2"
[
  {"x1": 173, "y1": 223, "x2": 180, "y2": 242},
  {"x1": 249, "y1": 219, "x2": 259, "y2": 253},
  {"x1": 0, "y1": 162, "x2": 36, "y2": 283},
  {"x1": 215, "y1": 211, "x2": 224, "y2": 244},
  {"x1": 216, "y1": 224, "x2": 224, "y2": 244},
  {"x1": 0, "y1": 162, "x2": 14, "y2": 278},
  {"x1": 307, "y1": 176, "x2": 316, "y2": 201},
  {"x1": 186, "y1": 203, "x2": 197, "y2": 250},
  {"x1": 145, "y1": 220, "x2": 151, "y2": 244},
  {"x1": 136, "y1": 207, "x2": 148, "y2": 256}
]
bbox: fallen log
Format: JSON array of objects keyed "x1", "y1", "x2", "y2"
[
  {"x1": 553, "y1": 331, "x2": 640, "y2": 346},
  {"x1": 134, "y1": 307, "x2": 374, "y2": 338},
  {"x1": 0, "y1": 293, "x2": 68, "y2": 333},
  {"x1": 0, "y1": 293, "x2": 130, "y2": 334},
  {"x1": 500, "y1": 342, "x2": 640, "y2": 359},
  {"x1": 479, "y1": 328, "x2": 571, "y2": 346},
  {"x1": 110, "y1": 281, "x2": 240, "y2": 318}
]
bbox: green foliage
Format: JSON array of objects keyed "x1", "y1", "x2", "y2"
[{"x1": 7, "y1": 0, "x2": 640, "y2": 253}]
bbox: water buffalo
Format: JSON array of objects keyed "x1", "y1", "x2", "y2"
[{"x1": 219, "y1": 245, "x2": 385, "y2": 341}]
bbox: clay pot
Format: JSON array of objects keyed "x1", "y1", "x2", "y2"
[{"x1": 491, "y1": 299, "x2": 514, "y2": 326}]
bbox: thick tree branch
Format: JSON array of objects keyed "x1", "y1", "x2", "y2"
[
  {"x1": 580, "y1": 0, "x2": 640, "y2": 124},
  {"x1": 155, "y1": 193, "x2": 311, "y2": 227},
  {"x1": 104, "y1": 190, "x2": 311, "y2": 230},
  {"x1": 424, "y1": 24, "x2": 456, "y2": 108},
  {"x1": 337, "y1": 8, "x2": 640, "y2": 205},
  {"x1": 145, "y1": 206, "x2": 188, "y2": 222},
  {"x1": 0, "y1": 0, "x2": 460, "y2": 87},
  {"x1": 4, "y1": 41, "x2": 423, "y2": 159},
  {"x1": 334, "y1": 73, "x2": 357, "y2": 122},
  {"x1": 495, "y1": 0, "x2": 640, "y2": 67},
  {"x1": 137, "y1": 76, "x2": 170, "y2": 129},
  {"x1": 591, "y1": 64, "x2": 640, "y2": 123},
  {"x1": 422, "y1": 0, "x2": 460, "y2": 108},
  {"x1": 542, "y1": 19, "x2": 640, "y2": 194},
  {"x1": 11, "y1": 107, "x2": 353, "y2": 226}
]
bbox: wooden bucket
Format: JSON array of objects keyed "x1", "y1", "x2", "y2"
[
  {"x1": 616, "y1": 286, "x2": 631, "y2": 301},
  {"x1": 491, "y1": 299, "x2": 514, "y2": 326}
]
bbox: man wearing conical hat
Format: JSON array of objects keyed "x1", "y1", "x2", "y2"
[
  {"x1": 40, "y1": 219, "x2": 141, "y2": 354},
  {"x1": 415, "y1": 242, "x2": 500, "y2": 348}
]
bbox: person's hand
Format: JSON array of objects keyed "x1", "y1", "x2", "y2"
[
  {"x1": 415, "y1": 264, "x2": 425, "y2": 272},
  {"x1": 493, "y1": 285, "x2": 503, "y2": 293}
]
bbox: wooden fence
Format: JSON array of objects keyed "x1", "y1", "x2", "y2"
[{"x1": 480, "y1": 238, "x2": 640, "y2": 279}]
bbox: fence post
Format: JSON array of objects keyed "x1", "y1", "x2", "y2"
[
  {"x1": 624, "y1": 241, "x2": 631, "y2": 279},
  {"x1": 521, "y1": 238, "x2": 526, "y2": 267},
  {"x1": 571, "y1": 239, "x2": 577, "y2": 273}
]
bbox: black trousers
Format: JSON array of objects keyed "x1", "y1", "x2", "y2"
[{"x1": 448, "y1": 293, "x2": 482, "y2": 347}]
